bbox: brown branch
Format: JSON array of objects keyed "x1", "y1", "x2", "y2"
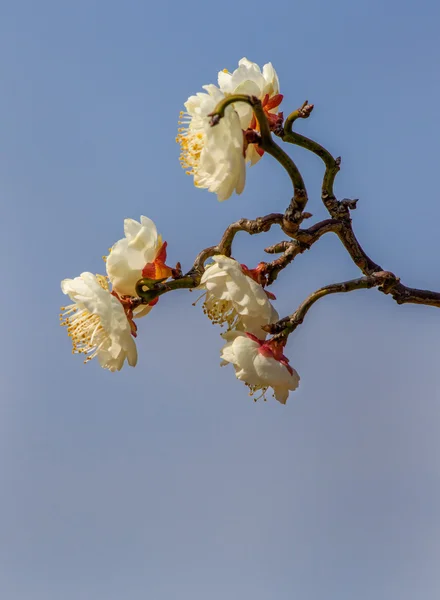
[
  {"x1": 282, "y1": 101, "x2": 340, "y2": 215},
  {"x1": 386, "y1": 283, "x2": 440, "y2": 307},
  {"x1": 265, "y1": 271, "x2": 399, "y2": 338},
  {"x1": 332, "y1": 209, "x2": 382, "y2": 275}
]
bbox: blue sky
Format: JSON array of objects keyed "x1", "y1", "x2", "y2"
[{"x1": 1, "y1": 0, "x2": 440, "y2": 598}]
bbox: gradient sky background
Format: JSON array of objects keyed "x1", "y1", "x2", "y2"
[{"x1": 1, "y1": 0, "x2": 440, "y2": 598}]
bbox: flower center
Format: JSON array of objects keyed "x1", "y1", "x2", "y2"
[
  {"x1": 60, "y1": 276, "x2": 128, "y2": 364},
  {"x1": 245, "y1": 382, "x2": 268, "y2": 402},
  {"x1": 176, "y1": 111, "x2": 204, "y2": 176},
  {"x1": 194, "y1": 292, "x2": 240, "y2": 329},
  {"x1": 59, "y1": 305, "x2": 108, "y2": 364}
]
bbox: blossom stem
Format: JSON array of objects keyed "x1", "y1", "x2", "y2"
[{"x1": 135, "y1": 275, "x2": 198, "y2": 303}]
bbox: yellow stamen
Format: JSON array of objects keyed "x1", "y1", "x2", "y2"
[
  {"x1": 176, "y1": 111, "x2": 205, "y2": 178},
  {"x1": 59, "y1": 275, "x2": 112, "y2": 364},
  {"x1": 200, "y1": 294, "x2": 240, "y2": 330},
  {"x1": 246, "y1": 384, "x2": 268, "y2": 402}
]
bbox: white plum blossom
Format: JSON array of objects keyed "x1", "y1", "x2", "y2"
[
  {"x1": 198, "y1": 255, "x2": 278, "y2": 335},
  {"x1": 177, "y1": 58, "x2": 282, "y2": 198},
  {"x1": 220, "y1": 331, "x2": 300, "y2": 404},
  {"x1": 218, "y1": 58, "x2": 283, "y2": 165},
  {"x1": 106, "y1": 216, "x2": 172, "y2": 317},
  {"x1": 177, "y1": 84, "x2": 246, "y2": 201},
  {"x1": 60, "y1": 272, "x2": 137, "y2": 372}
]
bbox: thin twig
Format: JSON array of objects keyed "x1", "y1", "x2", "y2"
[
  {"x1": 263, "y1": 219, "x2": 343, "y2": 284},
  {"x1": 282, "y1": 101, "x2": 340, "y2": 213}
]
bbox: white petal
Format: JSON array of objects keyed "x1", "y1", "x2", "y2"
[
  {"x1": 262, "y1": 62, "x2": 280, "y2": 96},
  {"x1": 217, "y1": 70, "x2": 233, "y2": 94},
  {"x1": 273, "y1": 385, "x2": 289, "y2": 404},
  {"x1": 124, "y1": 218, "x2": 142, "y2": 240}
]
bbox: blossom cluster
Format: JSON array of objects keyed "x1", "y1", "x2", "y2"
[
  {"x1": 60, "y1": 216, "x2": 169, "y2": 371},
  {"x1": 60, "y1": 58, "x2": 300, "y2": 403}
]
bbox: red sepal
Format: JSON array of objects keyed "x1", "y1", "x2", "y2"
[
  {"x1": 155, "y1": 241, "x2": 168, "y2": 263},
  {"x1": 264, "y1": 93, "x2": 283, "y2": 111},
  {"x1": 245, "y1": 333, "x2": 294, "y2": 376}
]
